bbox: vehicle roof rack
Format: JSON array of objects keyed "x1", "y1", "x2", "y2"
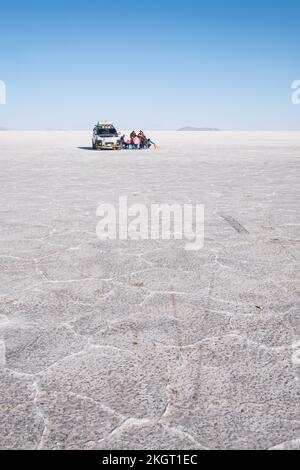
[{"x1": 97, "y1": 121, "x2": 113, "y2": 126}]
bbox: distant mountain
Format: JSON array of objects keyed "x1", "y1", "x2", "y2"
[
  {"x1": 0, "y1": 127, "x2": 7, "y2": 131},
  {"x1": 177, "y1": 127, "x2": 221, "y2": 131}
]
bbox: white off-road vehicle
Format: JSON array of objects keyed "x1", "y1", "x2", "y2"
[{"x1": 92, "y1": 121, "x2": 121, "y2": 150}]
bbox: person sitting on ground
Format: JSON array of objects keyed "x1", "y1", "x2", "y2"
[
  {"x1": 147, "y1": 138, "x2": 158, "y2": 149},
  {"x1": 138, "y1": 130, "x2": 148, "y2": 149},
  {"x1": 130, "y1": 130, "x2": 136, "y2": 142},
  {"x1": 129, "y1": 131, "x2": 137, "y2": 148},
  {"x1": 133, "y1": 135, "x2": 140, "y2": 149}
]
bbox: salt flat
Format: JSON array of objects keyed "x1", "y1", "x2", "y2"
[{"x1": 0, "y1": 130, "x2": 299, "y2": 450}]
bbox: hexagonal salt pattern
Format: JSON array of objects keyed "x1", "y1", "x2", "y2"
[{"x1": 0, "y1": 131, "x2": 299, "y2": 449}]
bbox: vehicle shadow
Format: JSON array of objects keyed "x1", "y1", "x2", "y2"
[{"x1": 77, "y1": 147, "x2": 94, "y2": 151}]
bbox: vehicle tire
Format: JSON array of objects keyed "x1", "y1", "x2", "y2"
[{"x1": 92, "y1": 142, "x2": 96, "y2": 150}]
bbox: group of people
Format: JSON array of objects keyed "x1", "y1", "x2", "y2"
[{"x1": 120, "y1": 130, "x2": 156, "y2": 150}]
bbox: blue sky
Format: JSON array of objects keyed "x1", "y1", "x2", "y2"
[{"x1": 0, "y1": 0, "x2": 300, "y2": 130}]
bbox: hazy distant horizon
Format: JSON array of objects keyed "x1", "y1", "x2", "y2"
[{"x1": 0, "y1": 126, "x2": 300, "y2": 134}]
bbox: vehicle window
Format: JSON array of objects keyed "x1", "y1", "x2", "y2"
[{"x1": 97, "y1": 126, "x2": 117, "y2": 136}]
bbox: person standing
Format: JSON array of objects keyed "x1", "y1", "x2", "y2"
[{"x1": 120, "y1": 134, "x2": 126, "y2": 149}]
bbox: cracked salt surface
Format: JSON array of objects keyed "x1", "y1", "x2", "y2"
[{"x1": 0, "y1": 131, "x2": 300, "y2": 449}]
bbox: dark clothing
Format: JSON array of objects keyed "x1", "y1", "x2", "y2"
[
  {"x1": 138, "y1": 131, "x2": 147, "y2": 149},
  {"x1": 120, "y1": 135, "x2": 126, "y2": 148}
]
